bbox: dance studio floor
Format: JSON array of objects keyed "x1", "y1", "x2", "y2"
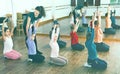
[
  {"x1": 0, "y1": 17, "x2": 120, "y2": 74},
  {"x1": 0, "y1": 35, "x2": 120, "y2": 74}
]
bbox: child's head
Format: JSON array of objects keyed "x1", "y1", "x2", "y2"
[
  {"x1": 94, "y1": 20, "x2": 99, "y2": 27},
  {"x1": 76, "y1": 14, "x2": 80, "y2": 19},
  {"x1": 105, "y1": 13, "x2": 108, "y2": 17},
  {"x1": 4, "y1": 27, "x2": 10, "y2": 36},
  {"x1": 71, "y1": 25, "x2": 74, "y2": 30},
  {"x1": 53, "y1": 20, "x2": 60, "y2": 27},
  {"x1": 71, "y1": 25, "x2": 77, "y2": 31},
  {"x1": 111, "y1": 12, "x2": 115, "y2": 16}
]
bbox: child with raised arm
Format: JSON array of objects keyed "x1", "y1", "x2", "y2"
[
  {"x1": 94, "y1": 11, "x2": 109, "y2": 52},
  {"x1": 49, "y1": 19, "x2": 66, "y2": 48},
  {"x1": 26, "y1": 21, "x2": 45, "y2": 63},
  {"x1": 81, "y1": 2, "x2": 88, "y2": 27},
  {"x1": 84, "y1": 13, "x2": 107, "y2": 70},
  {"x1": 110, "y1": 9, "x2": 120, "y2": 29},
  {"x1": 2, "y1": 18, "x2": 21, "y2": 60},
  {"x1": 49, "y1": 23, "x2": 68, "y2": 66},
  {"x1": 104, "y1": 5, "x2": 116, "y2": 34},
  {"x1": 70, "y1": 16, "x2": 84, "y2": 51}
]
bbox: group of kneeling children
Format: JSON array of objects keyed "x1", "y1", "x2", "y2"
[{"x1": 2, "y1": 5, "x2": 120, "y2": 70}]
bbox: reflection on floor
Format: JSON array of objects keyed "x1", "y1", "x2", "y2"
[
  {"x1": 0, "y1": 35, "x2": 120, "y2": 74},
  {"x1": 37, "y1": 17, "x2": 120, "y2": 39}
]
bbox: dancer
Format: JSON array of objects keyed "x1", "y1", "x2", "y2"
[
  {"x1": 81, "y1": 2, "x2": 88, "y2": 27},
  {"x1": 49, "y1": 20, "x2": 66, "y2": 48},
  {"x1": 26, "y1": 21, "x2": 45, "y2": 63},
  {"x1": 94, "y1": 11, "x2": 109, "y2": 52},
  {"x1": 110, "y1": 9, "x2": 120, "y2": 29},
  {"x1": 84, "y1": 13, "x2": 107, "y2": 70},
  {"x1": 104, "y1": 5, "x2": 116, "y2": 34},
  {"x1": 2, "y1": 18, "x2": 22, "y2": 60},
  {"x1": 70, "y1": 16, "x2": 84, "y2": 51},
  {"x1": 49, "y1": 23, "x2": 68, "y2": 66}
]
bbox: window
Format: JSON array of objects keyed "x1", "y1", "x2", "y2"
[{"x1": 110, "y1": 0, "x2": 120, "y2": 4}]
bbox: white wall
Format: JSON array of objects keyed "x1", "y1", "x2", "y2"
[
  {"x1": 86, "y1": 5, "x2": 120, "y2": 16},
  {"x1": 0, "y1": 0, "x2": 120, "y2": 27},
  {"x1": 0, "y1": 0, "x2": 71, "y2": 26}
]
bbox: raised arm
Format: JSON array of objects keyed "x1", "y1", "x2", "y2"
[
  {"x1": 97, "y1": 11, "x2": 101, "y2": 27},
  {"x1": 51, "y1": 25, "x2": 56, "y2": 41},
  {"x1": 2, "y1": 18, "x2": 8, "y2": 40},
  {"x1": 9, "y1": 17, "x2": 14, "y2": 35},
  {"x1": 107, "y1": 5, "x2": 111, "y2": 18},
  {"x1": 55, "y1": 26, "x2": 60, "y2": 36},
  {"x1": 73, "y1": 17, "x2": 80, "y2": 32}
]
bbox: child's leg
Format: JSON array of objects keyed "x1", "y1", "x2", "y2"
[
  {"x1": 50, "y1": 57, "x2": 67, "y2": 66},
  {"x1": 12, "y1": 50, "x2": 22, "y2": 57},
  {"x1": 58, "y1": 56, "x2": 68, "y2": 63},
  {"x1": 101, "y1": 42, "x2": 109, "y2": 51},
  {"x1": 57, "y1": 40, "x2": 66, "y2": 48},
  {"x1": 92, "y1": 58, "x2": 107, "y2": 70},
  {"x1": 72, "y1": 43, "x2": 84, "y2": 51},
  {"x1": 4, "y1": 50, "x2": 20, "y2": 60},
  {"x1": 29, "y1": 54, "x2": 45, "y2": 63},
  {"x1": 34, "y1": 36, "x2": 42, "y2": 54}
]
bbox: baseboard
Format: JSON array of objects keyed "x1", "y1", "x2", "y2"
[{"x1": 36, "y1": 33, "x2": 120, "y2": 42}]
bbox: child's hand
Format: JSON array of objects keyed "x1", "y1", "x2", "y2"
[
  {"x1": 31, "y1": 35, "x2": 35, "y2": 40},
  {"x1": 76, "y1": 18, "x2": 79, "y2": 23},
  {"x1": 3, "y1": 18, "x2": 8, "y2": 23}
]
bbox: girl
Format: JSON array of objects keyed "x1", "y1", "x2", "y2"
[
  {"x1": 110, "y1": 10, "x2": 120, "y2": 29},
  {"x1": 26, "y1": 21, "x2": 45, "y2": 63},
  {"x1": 49, "y1": 20, "x2": 66, "y2": 48},
  {"x1": 104, "y1": 5, "x2": 116, "y2": 34},
  {"x1": 70, "y1": 16, "x2": 84, "y2": 51},
  {"x1": 2, "y1": 18, "x2": 21, "y2": 60},
  {"x1": 94, "y1": 11, "x2": 109, "y2": 52},
  {"x1": 81, "y1": 2, "x2": 88, "y2": 27},
  {"x1": 23, "y1": 6, "x2": 45, "y2": 57},
  {"x1": 49, "y1": 23, "x2": 68, "y2": 66},
  {"x1": 84, "y1": 13, "x2": 107, "y2": 70}
]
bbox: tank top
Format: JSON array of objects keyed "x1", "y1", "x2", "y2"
[{"x1": 3, "y1": 36, "x2": 13, "y2": 54}]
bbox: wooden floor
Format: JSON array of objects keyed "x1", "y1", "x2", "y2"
[
  {"x1": 0, "y1": 34, "x2": 120, "y2": 74},
  {"x1": 0, "y1": 17, "x2": 120, "y2": 74}
]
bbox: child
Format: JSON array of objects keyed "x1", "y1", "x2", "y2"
[
  {"x1": 104, "y1": 5, "x2": 116, "y2": 34},
  {"x1": 71, "y1": 7, "x2": 85, "y2": 32},
  {"x1": 94, "y1": 11, "x2": 109, "y2": 52},
  {"x1": 49, "y1": 20, "x2": 66, "y2": 48},
  {"x1": 70, "y1": 17, "x2": 84, "y2": 51},
  {"x1": 49, "y1": 23, "x2": 68, "y2": 66},
  {"x1": 84, "y1": 13, "x2": 107, "y2": 70},
  {"x1": 81, "y1": 2, "x2": 88, "y2": 27},
  {"x1": 2, "y1": 18, "x2": 22, "y2": 60},
  {"x1": 110, "y1": 10, "x2": 120, "y2": 29},
  {"x1": 26, "y1": 22, "x2": 45, "y2": 63}
]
